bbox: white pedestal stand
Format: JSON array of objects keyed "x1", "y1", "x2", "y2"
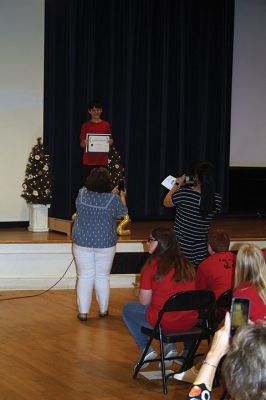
[{"x1": 28, "y1": 204, "x2": 51, "y2": 232}]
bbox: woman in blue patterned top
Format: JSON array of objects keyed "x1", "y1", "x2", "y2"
[
  {"x1": 72, "y1": 167, "x2": 128, "y2": 321},
  {"x1": 163, "y1": 161, "x2": 222, "y2": 266}
]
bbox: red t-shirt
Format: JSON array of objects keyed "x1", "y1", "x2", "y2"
[
  {"x1": 140, "y1": 258, "x2": 198, "y2": 331},
  {"x1": 233, "y1": 281, "x2": 266, "y2": 323},
  {"x1": 196, "y1": 252, "x2": 236, "y2": 300},
  {"x1": 80, "y1": 120, "x2": 111, "y2": 165},
  {"x1": 262, "y1": 249, "x2": 266, "y2": 260}
]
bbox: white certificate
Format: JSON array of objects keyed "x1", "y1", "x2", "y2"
[
  {"x1": 86, "y1": 134, "x2": 110, "y2": 153},
  {"x1": 161, "y1": 175, "x2": 177, "y2": 190}
]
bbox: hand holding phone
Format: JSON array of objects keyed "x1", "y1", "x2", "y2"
[{"x1": 230, "y1": 297, "x2": 250, "y2": 336}]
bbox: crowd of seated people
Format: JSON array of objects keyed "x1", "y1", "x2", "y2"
[
  {"x1": 123, "y1": 162, "x2": 266, "y2": 400},
  {"x1": 122, "y1": 223, "x2": 266, "y2": 396}
]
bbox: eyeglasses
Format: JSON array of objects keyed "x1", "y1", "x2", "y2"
[{"x1": 147, "y1": 237, "x2": 157, "y2": 243}]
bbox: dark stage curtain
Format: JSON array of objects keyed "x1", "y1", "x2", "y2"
[{"x1": 44, "y1": 0, "x2": 234, "y2": 220}]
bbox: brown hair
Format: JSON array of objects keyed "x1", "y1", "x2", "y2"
[
  {"x1": 222, "y1": 324, "x2": 266, "y2": 400},
  {"x1": 145, "y1": 227, "x2": 195, "y2": 282},
  {"x1": 85, "y1": 167, "x2": 112, "y2": 193},
  {"x1": 234, "y1": 243, "x2": 266, "y2": 304},
  {"x1": 208, "y1": 228, "x2": 230, "y2": 252}
]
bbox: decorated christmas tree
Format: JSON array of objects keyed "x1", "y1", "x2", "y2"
[
  {"x1": 107, "y1": 145, "x2": 125, "y2": 188},
  {"x1": 21, "y1": 137, "x2": 52, "y2": 204}
]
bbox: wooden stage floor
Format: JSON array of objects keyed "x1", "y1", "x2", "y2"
[{"x1": 0, "y1": 216, "x2": 266, "y2": 244}]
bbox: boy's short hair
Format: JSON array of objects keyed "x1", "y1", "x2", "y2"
[
  {"x1": 208, "y1": 228, "x2": 230, "y2": 252},
  {"x1": 88, "y1": 100, "x2": 102, "y2": 110}
]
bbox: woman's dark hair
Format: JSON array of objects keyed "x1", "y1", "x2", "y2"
[
  {"x1": 195, "y1": 161, "x2": 215, "y2": 217},
  {"x1": 144, "y1": 227, "x2": 195, "y2": 282},
  {"x1": 85, "y1": 167, "x2": 112, "y2": 193}
]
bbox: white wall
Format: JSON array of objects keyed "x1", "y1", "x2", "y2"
[
  {"x1": 230, "y1": 0, "x2": 266, "y2": 167},
  {"x1": 0, "y1": 0, "x2": 44, "y2": 221}
]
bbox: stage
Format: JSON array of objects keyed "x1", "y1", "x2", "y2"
[
  {"x1": 1, "y1": 216, "x2": 266, "y2": 243},
  {"x1": 0, "y1": 216, "x2": 265, "y2": 290}
]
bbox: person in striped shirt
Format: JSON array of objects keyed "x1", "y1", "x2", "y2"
[{"x1": 163, "y1": 161, "x2": 222, "y2": 267}]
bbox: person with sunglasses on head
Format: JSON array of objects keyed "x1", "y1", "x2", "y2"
[{"x1": 122, "y1": 228, "x2": 197, "y2": 368}]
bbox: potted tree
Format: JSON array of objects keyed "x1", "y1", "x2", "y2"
[{"x1": 21, "y1": 137, "x2": 52, "y2": 232}]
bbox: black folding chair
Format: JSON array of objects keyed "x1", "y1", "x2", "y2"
[
  {"x1": 211, "y1": 288, "x2": 232, "y2": 330},
  {"x1": 133, "y1": 290, "x2": 215, "y2": 394}
]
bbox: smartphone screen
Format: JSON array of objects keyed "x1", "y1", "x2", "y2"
[{"x1": 230, "y1": 297, "x2": 250, "y2": 336}]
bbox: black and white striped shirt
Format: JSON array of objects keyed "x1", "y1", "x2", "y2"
[{"x1": 172, "y1": 186, "x2": 222, "y2": 265}]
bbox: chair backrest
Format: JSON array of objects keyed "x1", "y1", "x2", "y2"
[
  {"x1": 157, "y1": 290, "x2": 215, "y2": 325},
  {"x1": 211, "y1": 288, "x2": 232, "y2": 326},
  {"x1": 216, "y1": 288, "x2": 232, "y2": 308}
]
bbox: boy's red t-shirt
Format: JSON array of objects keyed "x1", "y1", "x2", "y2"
[
  {"x1": 80, "y1": 120, "x2": 111, "y2": 165},
  {"x1": 196, "y1": 252, "x2": 236, "y2": 300},
  {"x1": 140, "y1": 258, "x2": 198, "y2": 331}
]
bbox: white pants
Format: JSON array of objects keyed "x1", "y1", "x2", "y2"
[{"x1": 73, "y1": 244, "x2": 116, "y2": 314}]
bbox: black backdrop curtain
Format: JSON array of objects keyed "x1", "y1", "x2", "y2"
[{"x1": 44, "y1": 0, "x2": 234, "y2": 220}]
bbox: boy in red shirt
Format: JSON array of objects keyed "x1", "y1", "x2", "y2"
[
  {"x1": 196, "y1": 228, "x2": 236, "y2": 300},
  {"x1": 80, "y1": 101, "x2": 113, "y2": 179}
]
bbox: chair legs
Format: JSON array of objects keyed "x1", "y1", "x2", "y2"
[
  {"x1": 159, "y1": 330, "x2": 168, "y2": 394},
  {"x1": 134, "y1": 337, "x2": 205, "y2": 395},
  {"x1": 133, "y1": 336, "x2": 154, "y2": 378}
]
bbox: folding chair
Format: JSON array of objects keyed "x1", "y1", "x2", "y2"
[
  {"x1": 212, "y1": 288, "x2": 232, "y2": 329},
  {"x1": 133, "y1": 290, "x2": 215, "y2": 394}
]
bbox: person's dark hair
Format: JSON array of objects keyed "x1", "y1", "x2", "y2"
[
  {"x1": 222, "y1": 324, "x2": 266, "y2": 400},
  {"x1": 208, "y1": 228, "x2": 230, "y2": 252},
  {"x1": 88, "y1": 100, "x2": 102, "y2": 110},
  {"x1": 85, "y1": 167, "x2": 112, "y2": 193},
  {"x1": 195, "y1": 161, "x2": 215, "y2": 217},
  {"x1": 145, "y1": 227, "x2": 195, "y2": 282}
]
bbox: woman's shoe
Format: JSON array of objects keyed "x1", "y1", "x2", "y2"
[
  {"x1": 135, "y1": 349, "x2": 158, "y2": 370},
  {"x1": 77, "y1": 313, "x2": 87, "y2": 321},
  {"x1": 159, "y1": 349, "x2": 178, "y2": 368},
  {"x1": 173, "y1": 366, "x2": 199, "y2": 383},
  {"x1": 99, "y1": 311, "x2": 109, "y2": 317}
]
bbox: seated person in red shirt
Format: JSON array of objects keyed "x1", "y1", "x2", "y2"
[
  {"x1": 122, "y1": 228, "x2": 197, "y2": 369},
  {"x1": 196, "y1": 228, "x2": 236, "y2": 300},
  {"x1": 233, "y1": 243, "x2": 266, "y2": 323},
  {"x1": 262, "y1": 248, "x2": 266, "y2": 260}
]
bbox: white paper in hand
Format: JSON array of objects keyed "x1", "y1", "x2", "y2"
[{"x1": 161, "y1": 175, "x2": 177, "y2": 190}]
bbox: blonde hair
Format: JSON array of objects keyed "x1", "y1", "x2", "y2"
[{"x1": 234, "y1": 244, "x2": 266, "y2": 304}]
